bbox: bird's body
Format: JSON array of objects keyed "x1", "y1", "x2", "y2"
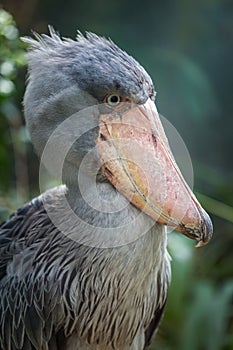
[
  {"x1": 0, "y1": 186, "x2": 170, "y2": 350},
  {"x1": 0, "y1": 29, "x2": 212, "y2": 349}
]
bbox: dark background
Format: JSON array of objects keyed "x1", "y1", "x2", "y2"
[{"x1": 0, "y1": 1, "x2": 233, "y2": 349}]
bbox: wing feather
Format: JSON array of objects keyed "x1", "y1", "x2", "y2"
[
  {"x1": 144, "y1": 300, "x2": 167, "y2": 349},
  {"x1": 0, "y1": 188, "x2": 68, "y2": 349}
]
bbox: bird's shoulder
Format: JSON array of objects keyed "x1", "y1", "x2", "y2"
[
  {"x1": 0, "y1": 185, "x2": 72, "y2": 279},
  {"x1": 0, "y1": 186, "x2": 75, "y2": 349},
  {"x1": 1, "y1": 187, "x2": 65, "y2": 262}
]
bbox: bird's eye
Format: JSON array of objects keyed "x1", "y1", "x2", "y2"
[{"x1": 106, "y1": 94, "x2": 121, "y2": 107}]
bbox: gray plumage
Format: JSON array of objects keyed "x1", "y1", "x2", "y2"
[
  {"x1": 0, "y1": 28, "x2": 172, "y2": 350},
  {"x1": 0, "y1": 187, "x2": 170, "y2": 350}
]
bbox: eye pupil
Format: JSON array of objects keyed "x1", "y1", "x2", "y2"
[
  {"x1": 107, "y1": 94, "x2": 121, "y2": 106},
  {"x1": 110, "y1": 95, "x2": 118, "y2": 103}
]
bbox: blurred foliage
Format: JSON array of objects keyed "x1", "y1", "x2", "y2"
[
  {"x1": 156, "y1": 234, "x2": 233, "y2": 350},
  {"x1": 0, "y1": 8, "x2": 29, "y2": 217},
  {"x1": 0, "y1": 3, "x2": 233, "y2": 350}
]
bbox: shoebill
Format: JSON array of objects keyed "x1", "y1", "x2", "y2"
[{"x1": 0, "y1": 28, "x2": 213, "y2": 350}]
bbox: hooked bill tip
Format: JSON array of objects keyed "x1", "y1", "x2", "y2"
[
  {"x1": 195, "y1": 208, "x2": 213, "y2": 248},
  {"x1": 195, "y1": 240, "x2": 209, "y2": 248}
]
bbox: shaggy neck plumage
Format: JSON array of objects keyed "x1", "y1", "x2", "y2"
[{"x1": 62, "y1": 174, "x2": 167, "y2": 250}]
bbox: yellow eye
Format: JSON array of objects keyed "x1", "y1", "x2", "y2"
[{"x1": 106, "y1": 94, "x2": 121, "y2": 107}]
